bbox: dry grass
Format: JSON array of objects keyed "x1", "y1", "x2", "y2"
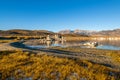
[
  {"x1": 0, "y1": 50, "x2": 120, "y2": 80},
  {"x1": 0, "y1": 40, "x2": 18, "y2": 43},
  {"x1": 64, "y1": 37, "x2": 90, "y2": 41},
  {"x1": 50, "y1": 47, "x2": 120, "y2": 69},
  {"x1": 0, "y1": 36, "x2": 46, "y2": 40}
]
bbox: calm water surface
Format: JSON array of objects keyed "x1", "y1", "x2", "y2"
[{"x1": 24, "y1": 40, "x2": 120, "y2": 50}]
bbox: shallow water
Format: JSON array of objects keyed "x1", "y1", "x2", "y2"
[
  {"x1": 97, "y1": 45, "x2": 120, "y2": 50},
  {"x1": 24, "y1": 40, "x2": 120, "y2": 50}
]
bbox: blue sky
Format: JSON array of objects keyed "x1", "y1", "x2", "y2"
[{"x1": 0, "y1": 0, "x2": 120, "y2": 32}]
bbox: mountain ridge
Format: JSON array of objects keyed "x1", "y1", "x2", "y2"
[
  {"x1": 0, "y1": 28, "x2": 120, "y2": 37},
  {"x1": 0, "y1": 29, "x2": 55, "y2": 36},
  {"x1": 59, "y1": 28, "x2": 120, "y2": 36}
]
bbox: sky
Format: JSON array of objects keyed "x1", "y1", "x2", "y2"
[{"x1": 0, "y1": 0, "x2": 120, "y2": 32}]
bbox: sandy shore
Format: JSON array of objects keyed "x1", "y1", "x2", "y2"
[{"x1": 0, "y1": 43, "x2": 20, "y2": 51}]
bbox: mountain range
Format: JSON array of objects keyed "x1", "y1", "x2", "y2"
[
  {"x1": 0, "y1": 28, "x2": 120, "y2": 37},
  {"x1": 0, "y1": 29, "x2": 54, "y2": 36},
  {"x1": 59, "y1": 29, "x2": 120, "y2": 37}
]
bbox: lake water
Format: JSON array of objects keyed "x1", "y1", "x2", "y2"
[{"x1": 24, "y1": 40, "x2": 120, "y2": 50}]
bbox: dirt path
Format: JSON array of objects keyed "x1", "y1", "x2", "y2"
[{"x1": 0, "y1": 43, "x2": 20, "y2": 51}]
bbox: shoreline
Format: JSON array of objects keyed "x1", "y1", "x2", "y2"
[
  {"x1": 0, "y1": 41, "x2": 120, "y2": 79},
  {"x1": 0, "y1": 41, "x2": 119, "y2": 70}
]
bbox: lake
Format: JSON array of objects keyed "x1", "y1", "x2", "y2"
[{"x1": 24, "y1": 39, "x2": 120, "y2": 50}]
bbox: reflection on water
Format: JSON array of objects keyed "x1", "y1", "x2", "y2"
[
  {"x1": 96, "y1": 40, "x2": 120, "y2": 50},
  {"x1": 97, "y1": 45, "x2": 120, "y2": 50},
  {"x1": 24, "y1": 39, "x2": 120, "y2": 50}
]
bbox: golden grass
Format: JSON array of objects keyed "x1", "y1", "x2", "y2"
[
  {"x1": 0, "y1": 36, "x2": 45, "y2": 40},
  {"x1": 0, "y1": 50, "x2": 120, "y2": 80},
  {"x1": 64, "y1": 37, "x2": 90, "y2": 41},
  {"x1": 64, "y1": 36, "x2": 120, "y2": 41},
  {"x1": 0, "y1": 40, "x2": 18, "y2": 43},
  {"x1": 50, "y1": 47, "x2": 120, "y2": 68}
]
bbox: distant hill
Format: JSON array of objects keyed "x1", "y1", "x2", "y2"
[
  {"x1": 59, "y1": 29, "x2": 120, "y2": 37},
  {"x1": 0, "y1": 29, "x2": 55, "y2": 36},
  {"x1": 92, "y1": 29, "x2": 120, "y2": 37},
  {"x1": 59, "y1": 29, "x2": 97, "y2": 36},
  {"x1": 1, "y1": 29, "x2": 120, "y2": 37}
]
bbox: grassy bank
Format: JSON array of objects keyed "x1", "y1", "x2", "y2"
[
  {"x1": 0, "y1": 40, "x2": 18, "y2": 43},
  {"x1": 50, "y1": 47, "x2": 120, "y2": 69},
  {"x1": 64, "y1": 36, "x2": 120, "y2": 41},
  {"x1": 0, "y1": 50, "x2": 120, "y2": 80}
]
